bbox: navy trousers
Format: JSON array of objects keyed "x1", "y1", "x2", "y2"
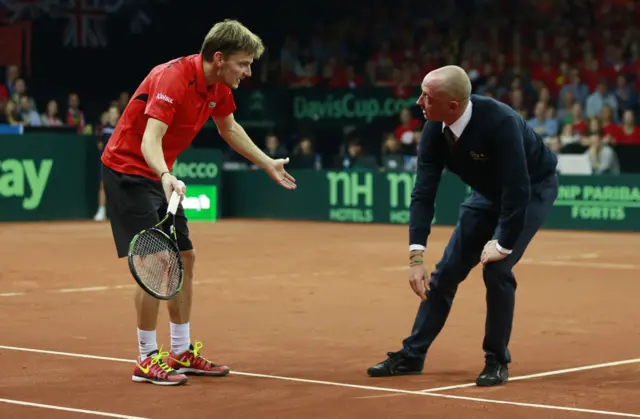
[{"x1": 400, "y1": 174, "x2": 559, "y2": 364}]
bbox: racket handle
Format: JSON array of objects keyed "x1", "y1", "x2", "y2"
[{"x1": 167, "y1": 191, "x2": 181, "y2": 215}]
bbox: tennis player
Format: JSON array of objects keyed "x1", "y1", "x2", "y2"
[{"x1": 101, "y1": 19, "x2": 296, "y2": 386}]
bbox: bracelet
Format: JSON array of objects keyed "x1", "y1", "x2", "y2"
[
  {"x1": 410, "y1": 259, "x2": 424, "y2": 266},
  {"x1": 160, "y1": 171, "x2": 170, "y2": 179}
]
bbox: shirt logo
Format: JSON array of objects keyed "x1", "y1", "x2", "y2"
[
  {"x1": 208, "y1": 102, "x2": 216, "y2": 108},
  {"x1": 470, "y1": 151, "x2": 489, "y2": 161},
  {"x1": 156, "y1": 93, "x2": 174, "y2": 104}
]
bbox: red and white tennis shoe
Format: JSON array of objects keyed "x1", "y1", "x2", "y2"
[
  {"x1": 166, "y1": 341, "x2": 230, "y2": 376},
  {"x1": 132, "y1": 347, "x2": 188, "y2": 386}
]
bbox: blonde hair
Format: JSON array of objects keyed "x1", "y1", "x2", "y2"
[{"x1": 201, "y1": 19, "x2": 265, "y2": 61}]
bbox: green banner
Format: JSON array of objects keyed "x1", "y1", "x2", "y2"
[
  {"x1": 233, "y1": 87, "x2": 421, "y2": 128},
  {"x1": 292, "y1": 88, "x2": 420, "y2": 124},
  {"x1": 548, "y1": 176, "x2": 640, "y2": 231},
  {"x1": 223, "y1": 170, "x2": 640, "y2": 232},
  {"x1": 223, "y1": 169, "x2": 466, "y2": 226},
  {"x1": 171, "y1": 147, "x2": 222, "y2": 222},
  {"x1": 0, "y1": 134, "x2": 99, "y2": 222}
]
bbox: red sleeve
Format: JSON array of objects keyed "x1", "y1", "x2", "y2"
[
  {"x1": 210, "y1": 87, "x2": 236, "y2": 118},
  {"x1": 145, "y1": 70, "x2": 188, "y2": 126}
]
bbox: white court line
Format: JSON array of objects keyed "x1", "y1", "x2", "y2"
[
  {"x1": 0, "y1": 292, "x2": 26, "y2": 297},
  {"x1": 1, "y1": 345, "x2": 639, "y2": 418},
  {"x1": 0, "y1": 271, "x2": 344, "y2": 298},
  {"x1": 521, "y1": 259, "x2": 638, "y2": 270},
  {"x1": 420, "y1": 358, "x2": 640, "y2": 393},
  {"x1": 355, "y1": 357, "x2": 640, "y2": 399},
  {"x1": 383, "y1": 259, "x2": 639, "y2": 273},
  {"x1": 0, "y1": 398, "x2": 148, "y2": 419}
]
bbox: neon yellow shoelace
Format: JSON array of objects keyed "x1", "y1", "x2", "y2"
[
  {"x1": 190, "y1": 341, "x2": 212, "y2": 363},
  {"x1": 150, "y1": 346, "x2": 173, "y2": 373}
]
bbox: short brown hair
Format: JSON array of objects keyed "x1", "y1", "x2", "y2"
[{"x1": 200, "y1": 19, "x2": 264, "y2": 61}]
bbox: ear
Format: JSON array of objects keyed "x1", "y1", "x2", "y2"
[
  {"x1": 448, "y1": 101, "x2": 459, "y2": 111},
  {"x1": 213, "y1": 51, "x2": 224, "y2": 65}
]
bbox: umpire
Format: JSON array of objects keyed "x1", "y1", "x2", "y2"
[{"x1": 367, "y1": 66, "x2": 559, "y2": 386}]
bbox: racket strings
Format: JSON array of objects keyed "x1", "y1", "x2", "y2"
[{"x1": 130, "y1": 229, "x2": 182, "y2": 296}]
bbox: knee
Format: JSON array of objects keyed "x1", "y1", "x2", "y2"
[
  {"x1": 482, "y1": 261, "x2": 516, "y2": 289},
  {"x1": 180, "y1": 250, "x2": 196, "y2": 278},
  {"x1": 428, "y1": 267, "x2": 461, "y2": 303},
  {"x1": 430, "y1": 260, "x2": 469, "y2": 292}
]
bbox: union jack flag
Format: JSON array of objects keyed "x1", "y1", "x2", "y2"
[
  {"x1": 60, "y1": 0, "x2": 122, "y2": 48},
  {"x1": 0, "y1": 0, "x2": 57, "y2": 22}
]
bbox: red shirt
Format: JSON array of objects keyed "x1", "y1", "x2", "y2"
[
  {"x1": 394, "y1": 119, "x2": 421, "y2": 144},
  {"x1": 102, "y1": 54, "x2": 236, "y2": 179},
  {"x1": 614, "y1": 125, "x2": 640, "y2": 145}
]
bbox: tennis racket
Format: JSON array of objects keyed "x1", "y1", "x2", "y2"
[{"x1": 128, "y1": 191, "x2": 184, "y2": 300}]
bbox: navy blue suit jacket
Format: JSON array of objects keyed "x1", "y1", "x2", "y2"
[{"x1": 409, "y1": 94, "x2": 558, "y2": 251}]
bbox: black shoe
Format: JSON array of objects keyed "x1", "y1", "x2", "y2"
[
  {"x1": 367, "y1": 352, "x2": 423, "y2": 377},
  {"x1": 475, "y1": 360, "x2": 509, "y2": 386}
]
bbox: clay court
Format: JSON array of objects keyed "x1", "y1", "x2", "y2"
[{"x1": 1, "y1": 219, "x2": 639, "y2": 418}]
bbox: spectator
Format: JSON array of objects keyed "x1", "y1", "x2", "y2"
[
  {"x1": 117, "y1": 91, "x2": 130, "y2": 113},
  {"x1": 66, "y1": 93, "x2": 85, "y2": 132},
  {"x1": 530, "y1": 51, "x2": 559, "y2": 93},
  {"x1": 341, "y1": 137, "x2": 364, "y2": 169},
  {"x1": 613, "y1": 74, "x2": 637, "y2": 117},
  {"x1": 40, "y1": 100, "x2": 63, "y2": 126},
  {"x1": 290, "y1": 136, "x2": 320, "y2": 169},
  {"x1": 94, "y1": 105, "x2": 121, "y2": 222},
  {"x1": 537, "y1": 86, "x2": 553, "y2": 109},
  {"x1": 394, "y1": 107, "x2": 421, "y2": 153},
  {"x1": 2, "y1": 65, "x2": 19, "y2": 100},
  {"x1": 569, "y1": 102, "x2": 588, "y2": 135},
  {"x1": 558, "y1": 68, "x2": 589, "y2": 108},
  {"x1": 1, "y1": 99, "x2": 22, "y2": 125},
  {"x1": 17, "y1": 95, "x2": 42, "y2": 127},
  {"x1": 507, "y1": 88, "x2": 529, "y2": 119},
  {"x1": 614, "y1": 109, "x2": 640, "y2": 145},
  {"x1": 585, "y1": 133, "x2": 620, "y2": 175},
  {"x1": 528, "y1": 101, "x2": 557, "y2": 138},
  {"x1": 11, "y1": 78, "x2": 26, "y2": 104},
  {"x1": 380, "y1": 132, "x2": 404, "y2": 171},
  {"x1": 598, "y1": 104, "x2": 619, "y2": 142},
  {"x1": 585, "y1": 79, "x2": 618, "y2": 120},
  {"x1": 558, "y1": 123, "x2": 580, "y2": 147},
  {"x1": 557, "y1": 90, "x2": 576, "y2": 123},
  {"x1": 263, "y1": 133, "x2": 288, "y2": 159}
]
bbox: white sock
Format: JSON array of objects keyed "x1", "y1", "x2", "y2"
[
  {"x1": 170, "y1": 322, "x2": 191, "y2": 355},
  {"x1": 137, "y1": 329, "x2": 158, "y2": 360}
]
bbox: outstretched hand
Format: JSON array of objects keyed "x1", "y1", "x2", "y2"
[{"x1": 264, "y1": 158, "x2": 297, "y2": 190}]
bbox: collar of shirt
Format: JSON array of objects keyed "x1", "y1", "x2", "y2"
[
  {"x1": 192, "y1": 53, "x2": 208, "y2": 94},
  {"x1": 442, "y1": 100, "x2": 473, "y2": 138}
]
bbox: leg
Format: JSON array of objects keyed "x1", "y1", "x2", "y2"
[
  {"x1": 164, "y1": 205, "x2": 195, "y2": 354},
  {"x1": 367, "y1": 194, "x2": 497, "y2": 377},
  {"x1": 94, "y1": 182, "x2": 107, "y2": 221},
  {"x1": 477, "y1": 176, "x2": 559, "y2": 386},
  {"x1": 101, "y1": 166, "x2": 187, "y2": 386},
  {"x1": 167, "y1": 250, "x2": 195, "y2": 326},
  {"x1": 161, "y1": 204, "x2": 230, "y2": 377},
  {"x1": 401, "y1": 196, "x2": 498, "y2": 360}
]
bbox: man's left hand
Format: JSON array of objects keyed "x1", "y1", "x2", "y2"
[
  {"x1": 480, "y1": 240, "x2": 508, "y2": 265},
  {"x1": 264, "y1": 158, "x2": 297, "y2": 190}
]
